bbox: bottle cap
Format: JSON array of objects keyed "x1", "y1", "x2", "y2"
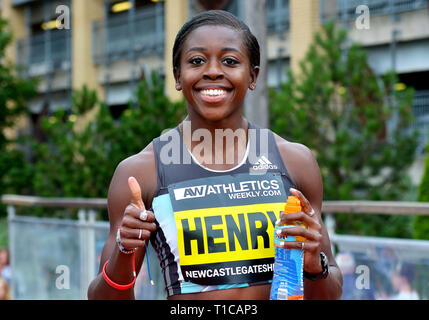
[
  {"x1": 283, "y1": 196, "x2": 307, "y2": 240},
  {"x1": 284, "y1": 196, "x2": 301, "y2": 214}
]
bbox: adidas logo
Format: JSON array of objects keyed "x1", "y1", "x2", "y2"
[{"x1": 252, "y1": 156, "x2": 278, "y2": 170}]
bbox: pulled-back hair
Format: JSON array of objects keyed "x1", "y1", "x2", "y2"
[{"x1": 172, "y1": 10, "x2": 260, "y2": 75}]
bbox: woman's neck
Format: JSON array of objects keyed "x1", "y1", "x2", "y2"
[
  {"x1": 183, "y1": 109, "x2": 248, "y2": 132},
  {"x1": 179, "y1": 114, "x2": 250, "y2": 170}
]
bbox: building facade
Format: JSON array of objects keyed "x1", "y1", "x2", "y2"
[{"x1": 1, "y1": 0, "x2": 428, "y2": 178}]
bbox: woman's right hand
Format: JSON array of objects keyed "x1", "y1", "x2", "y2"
[{"x1": 118, "y1": 176, "x2": 157, "y2": 251}]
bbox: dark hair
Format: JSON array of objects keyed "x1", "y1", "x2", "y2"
[{"x1": 172, "y1": 10, "x2": 260, "y2": 75}]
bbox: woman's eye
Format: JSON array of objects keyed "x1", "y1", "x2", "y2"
[
  {"x1": 189, "y1": 57, "x2": 204, "y2": 65},
  {"x1": 223, "y1": 58, "x2": 239, "y2": 66}
]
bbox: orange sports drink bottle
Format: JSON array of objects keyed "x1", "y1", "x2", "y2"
[{"x1": 270, "y1": 196, "x2": 306, "y2": 300}]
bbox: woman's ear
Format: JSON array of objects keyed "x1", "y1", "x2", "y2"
[
  {"x1": 174, "y1": 68, "x2": 182, "y2": 91},
  {"x1": 249, "y1": 66, "x2": 260, "y2": 90}
]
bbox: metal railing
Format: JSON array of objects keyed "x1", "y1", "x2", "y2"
[
  {"x1": 92, "y1": 3, "x2": 165, "y2": 64},
  {"x1": 322, "y1": 199, "x2": 429, "y2": 243},
  {"x1": 1, "y1": 194, "x2": 165, "y2": 300},
  {"x1": 16, "y1": 30, "x2": 72, "y2": 75},
  {"x1": 3, "y1": 194, "x2": 429, "y2": 299},
  {"x1": 189, "y1": 0, "x2": 290, "y2": 34},
  {"x1": 321, "y1": 0, "x2": 428, "y2": 22},
  {"x1": 323, "y1": 199, "x2": 429, "y2": 300},
  {"x1": 16, "y1": 17, "x2": 71, "y2": 64},
  {"x1": 409, "y1": 90, "x2": 429, "y2": 155},
  {"x1": 266, "y1": 0, "x2": 290, "y2": 34}
]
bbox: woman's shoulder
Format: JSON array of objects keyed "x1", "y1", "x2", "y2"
[
  {"x1": 271, "y1": 131, "x2": 315, "y2": 164},
  {"x1": 118, "y1": 142, "x2": 156, "y2": 170},
  {"x1": 109, "y1": 142, "x2": 158, "y2": 208},
  {"x1": 270, "y1": 131, "x2": 321, "y2": 191},
  {"x1": 252, "y1": 123, "x2": 313, "y2": 162}
]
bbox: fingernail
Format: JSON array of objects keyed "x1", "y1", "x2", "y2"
[
  {"x1": 276, "y1": 229, "x2": 282, "y2": 236},
  {"x1": 275, "y1": 219, "x2": 280, "y2": 226}
]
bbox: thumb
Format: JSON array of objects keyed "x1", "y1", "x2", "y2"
[{"x1": 128, "y1": 176, "x2": 145, "y2": 210}]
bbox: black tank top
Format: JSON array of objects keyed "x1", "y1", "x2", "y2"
[{"x1": 149, "y1": 122, "x2": 296, "y2": 296}]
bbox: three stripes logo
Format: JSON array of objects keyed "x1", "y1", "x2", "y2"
[{"x1": 252, "y1": 156, "x2": 278, "y2": 171}]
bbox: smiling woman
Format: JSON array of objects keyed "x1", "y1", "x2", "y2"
[
  {"x1": 88, "y1": 10, "x2": 343, "y2": 300},
  {"x1": 174, "y1": 24, "x2": 257, "y2": 123}
]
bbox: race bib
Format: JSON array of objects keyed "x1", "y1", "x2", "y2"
[{"x1": 168, "y1": 172, "x2": 287, "y2": 285}]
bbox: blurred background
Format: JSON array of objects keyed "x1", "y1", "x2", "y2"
[{"x1": 0, "y1": 0, "x2": 429, "y2": 300}]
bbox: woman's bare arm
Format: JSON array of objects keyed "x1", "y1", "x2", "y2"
[{"x1": 87, "y1": 144, "x2": 158, "y2": 300}]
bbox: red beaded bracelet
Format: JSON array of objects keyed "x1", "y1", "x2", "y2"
[{"x1": 102, "y1": 252, "x2": 136, "y2": 290}]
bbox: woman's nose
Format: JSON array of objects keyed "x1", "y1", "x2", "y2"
[{"x1": 203, "y1": 61, "x2": 224, "y2": 80}]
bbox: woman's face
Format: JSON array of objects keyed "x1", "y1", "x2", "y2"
[{"x1": 175, "y1": 25, "x2": 259, "y2": 122}]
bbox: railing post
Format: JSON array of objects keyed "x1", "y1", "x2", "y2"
[
  {"x1": 78, "y1": 209, "x2": 97, "y2": 299},
  {"x1": 86, "y1": 209, "x2": 97, "y2": 294},
  {"x1": 7, "y1": 205, "x2": 16, "y2": 299},
  {"x1": 324, "y1": 213, "x2": 336, "y2": 256},
  {"x1": 78, "y1": 209, "x2": 88, "y2": 299}
]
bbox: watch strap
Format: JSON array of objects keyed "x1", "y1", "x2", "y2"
[{"x1": 304, "y1": 252, "x2": 329, "y2": 281}]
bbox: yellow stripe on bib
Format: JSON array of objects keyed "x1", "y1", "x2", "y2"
[{"x1": 175, "y1": 202, "x2": 285, "y2": 266}]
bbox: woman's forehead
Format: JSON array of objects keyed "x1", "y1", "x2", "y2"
[{"x1": 183, "y1": 25, "x2": 245, "y2": 52}]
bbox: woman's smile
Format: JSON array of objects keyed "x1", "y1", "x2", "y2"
[{"x1": 195, "y1": 86, "x2": 232, "y2": 105}]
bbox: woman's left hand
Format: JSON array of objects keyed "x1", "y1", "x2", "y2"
[{"x1": 275, "y1": 187, "x2": 324, "y2": 274}]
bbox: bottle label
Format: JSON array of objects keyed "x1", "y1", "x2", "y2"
[
  {"x1": 271, "y1": 249, "x2": 304, "y2": 300},
  {"x1": 271, "y1": 224, "x2": 305, "y2": 300}
]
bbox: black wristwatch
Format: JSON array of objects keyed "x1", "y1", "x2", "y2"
[{"x1": 303, "y1": 252, "x2": 329, "y2": 281}]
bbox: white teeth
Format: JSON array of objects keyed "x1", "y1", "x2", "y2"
[{"x1": 200, "y1": 89, "x2": 226, "y2": 96}]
